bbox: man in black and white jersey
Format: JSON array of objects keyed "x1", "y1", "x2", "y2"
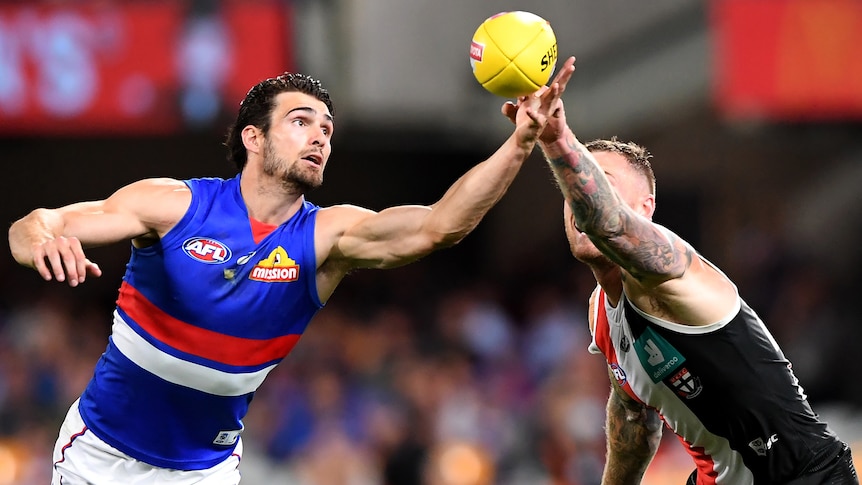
[{"x1": 502, "y1": 73, "x2": 858, "y2": 483}]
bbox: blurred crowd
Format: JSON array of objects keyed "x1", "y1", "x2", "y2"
[{"x1": 0, "y1": 208, "x2": 860, "y2": 485}]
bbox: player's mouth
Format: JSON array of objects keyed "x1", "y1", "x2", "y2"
[{"x1": 302, "y1": 153, "x2": 322, "y2": 166}]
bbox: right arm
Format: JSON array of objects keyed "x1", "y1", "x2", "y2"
[
  {"x1": 9, "y1": 178, "x2": 191, "y2": 286},
  {"x1": 546, "y1": 130, "x2": 691, "y2": 285},
  {"x1": 602, "y1": 369, "x2": 663, "y2": 485}
]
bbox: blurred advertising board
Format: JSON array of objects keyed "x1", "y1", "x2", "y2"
[
  {"x1": 0, "y1": 1, "x2": 292, "y2": 135},
  {"x1": 712, "y1": 0, "x2": 862, "y2": 121}
]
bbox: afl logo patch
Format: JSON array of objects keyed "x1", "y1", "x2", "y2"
[
  {"x1": 182, "y1": 237, "x2": 232, "y2": 264},
  {"x1": 610, "y1": 363, "x2": 627, "y2": 386}
]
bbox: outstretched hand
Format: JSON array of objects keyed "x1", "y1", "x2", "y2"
[
  {"x1": 503, "y1": 56, "x2": 575, "y2": 145},
  {"x1": 31, "y1": 236, "x2": 102, "y2": 287}
]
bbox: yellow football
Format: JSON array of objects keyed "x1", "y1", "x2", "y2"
[{"x1": 469, "y1": 11, "x2": 558, "y2": 98}]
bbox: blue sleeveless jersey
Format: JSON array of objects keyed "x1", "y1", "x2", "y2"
[{"x1": 78, "y1": 175, "x2": 324, "y2": 470}]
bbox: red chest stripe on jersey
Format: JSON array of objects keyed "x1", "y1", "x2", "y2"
[
  {"x1": 249, "y1": 217, "x2": 277, "y2": 244},
  {"x1": 117, "y1": 281, "x2": 299, "y2": 367}
]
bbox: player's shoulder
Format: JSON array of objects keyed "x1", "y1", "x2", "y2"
[
  {"x1": 111, "y1": 177, "x2": 191, "y2": 203},
  {"x1": 128, "y1": 176, "x2": 188, "y2": 189},
  {"x1": 316, "y1": 204, "x2": 376, "y2": 230}
]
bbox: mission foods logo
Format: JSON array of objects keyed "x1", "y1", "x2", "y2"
[
  {"x1": 182, "y1": 237, "x2": 231, "y2": 264},
  {"x1": 250, "y1": 247, "x2": 299, "y2": 282}
]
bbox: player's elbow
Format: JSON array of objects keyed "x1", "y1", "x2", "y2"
[
  {"x1": 431, "y1": 226, "x2": 471, "y2": 251},
  {"x1": 642, "y1": 408, "x2": 663, "y2": 453},
  {"x1": 380, "y1": 231, "x2": 460, "y2": 269}
]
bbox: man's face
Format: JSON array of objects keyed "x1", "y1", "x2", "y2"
[
  {"x1": 565, "y1": 150, "x2": 653, "y2": 265},
  {"x1": 261, "y1": 91, "x2": 334, "y2": 191}
]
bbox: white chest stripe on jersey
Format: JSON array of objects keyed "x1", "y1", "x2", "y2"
[{"x1": 111, "y1": 311, "x2": 278, "y2": 397}]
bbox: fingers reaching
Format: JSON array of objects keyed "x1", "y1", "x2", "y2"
[
  {"x1": 499, "y1": 55, "x2": 575, "y2": 125},
  {"x1": 550, "y1": 56, "x2": 576, "y2": 95},
  {"x1": 86, "y1": 259, "x2": 102, "y2": 278},
  {"x1": 501, "y1": 101, "x2": 518, "y2": 124},
  {"x1": 33, "y1": 236, "x2": 100, "y2": 287}
]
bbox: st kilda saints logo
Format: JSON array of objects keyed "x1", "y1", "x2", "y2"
[{"x1": 668, "y1": 366, "x2": 703, "y2": 399}]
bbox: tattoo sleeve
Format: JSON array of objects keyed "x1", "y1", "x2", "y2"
[
  {"x1": 602, "y1": 369, "x2": 663, "y2": 485},
  {"x1": 546, "y1": 135, "x2": 691, "y2": 281}
]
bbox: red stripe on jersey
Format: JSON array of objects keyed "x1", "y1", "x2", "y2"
[
  {"x1": 674, "y1": 433, "x2": 718, "y2": 484},
  {"x1": 595, "y1": 289, "x2": 641, "y2": 403},
  {"x1": 117, "y1": 281, "x2": 300, "y2": 367},
  {"x1": 249, "y1": 217, "x2": 277, "y2": 244},
  {"x1": 594, "y1": 289, "x2": 616, "y2": 361}
]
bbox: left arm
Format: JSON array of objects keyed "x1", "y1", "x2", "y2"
[
  {"x1": 602, "y1": 371, "x2": 663, "y2": 485},
  {"x1": 332, "y1": 128, "x2": 537, "y2": 269},
  {"x1": 322, "y1": 78, "x2": 570, "y2": 272}
]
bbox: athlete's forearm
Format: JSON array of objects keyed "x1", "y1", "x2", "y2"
[
  {"x1": 8, "y1": 208, "x2": 65, "y2": 267},
  {"x1": 540, "y1": 131, "x2": 690, "y2": 281},
  {"x1": 426, "y1": 131, "x2": 534, "y2": 246},
  {"x1": 541, "y1": 132, "x2": 627, "y2": 239},
  {"x1": 602, "y1": 388, "x2": 663, "y2": 485}
]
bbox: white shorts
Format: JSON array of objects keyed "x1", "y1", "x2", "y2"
[{"x1": 52, "y1": 400, "x2": 243, "y2": 484}]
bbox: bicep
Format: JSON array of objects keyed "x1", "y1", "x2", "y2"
[
  {"x1": 60, "y1": 178, "x2": 190, "y2": 247},
  {"x1": 595, "y1": 219, "x2": 694, "y2": 286},
  {"x1": 323, "y1": 204, "x2": 436, "y2": 270}
]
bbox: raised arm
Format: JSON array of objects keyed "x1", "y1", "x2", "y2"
[
  {"x1": 539, "y1": 100, "x2": 738, "y2": 323},
  {"x1": 316, "y1": 62, "x2": 576, "y2": 277},
  {"x1": 9, "y1": 178, "x2": 191, "y2": 286},
  {"x1": 499, "y1": 58, "x2": 688, "y2": 284},
  {"x1": 547, "y1": 130, "x2": 692, "y2": 285},
  {"x1": 602, "y1": 370, "x2": 663, "y2": 485}
]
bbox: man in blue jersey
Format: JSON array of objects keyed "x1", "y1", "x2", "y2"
[
  {"x1": 502, "y1": 77, "x2": 858, "y2": 483},
  {"x1": 8, "y1": 57, "x2": 576, "y2": 484}
]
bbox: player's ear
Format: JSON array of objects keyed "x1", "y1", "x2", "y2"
[
  {"x1": 562, "y1": 200, "x2": 579, "y2": 254},
  {"x1": 642, "y1": 193, "x2": 656, "y2": 220},
  {"x1": 241, "y1": 125, "x2": 263, "y2": 155}
]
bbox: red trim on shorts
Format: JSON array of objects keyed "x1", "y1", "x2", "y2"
[{"x1": 54, "y1": 425, "x2": 88, "y2": 467}]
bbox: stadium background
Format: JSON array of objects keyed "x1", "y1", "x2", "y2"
[{"x1": 0, "y1": 0, "x2": 860, "y2": 483}]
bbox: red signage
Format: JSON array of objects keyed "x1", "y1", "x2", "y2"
[
  {"x1": 712, "y1": 0, "x2": 862, "y2": 120},
  {"x1": 0, "y1": 1, "x2": 292, "y2": 134}
]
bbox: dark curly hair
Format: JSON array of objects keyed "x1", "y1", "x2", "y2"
[
  {"x1": 585, "y1": 136, "x2": 656, "y2": 196},
  {"x1": 224, "y1": 72, "x2": 335, "y2": 171}
]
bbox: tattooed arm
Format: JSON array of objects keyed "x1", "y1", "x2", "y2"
[
  {"x1": 602, "y1": 368, "x2": 663, "y2": 485},
  {"x1": 500, "y1": 59, "x2": 695, "y2": 289},
  {"x1": 546, "y1": 129, "x2": 690, "y2": 285}
]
